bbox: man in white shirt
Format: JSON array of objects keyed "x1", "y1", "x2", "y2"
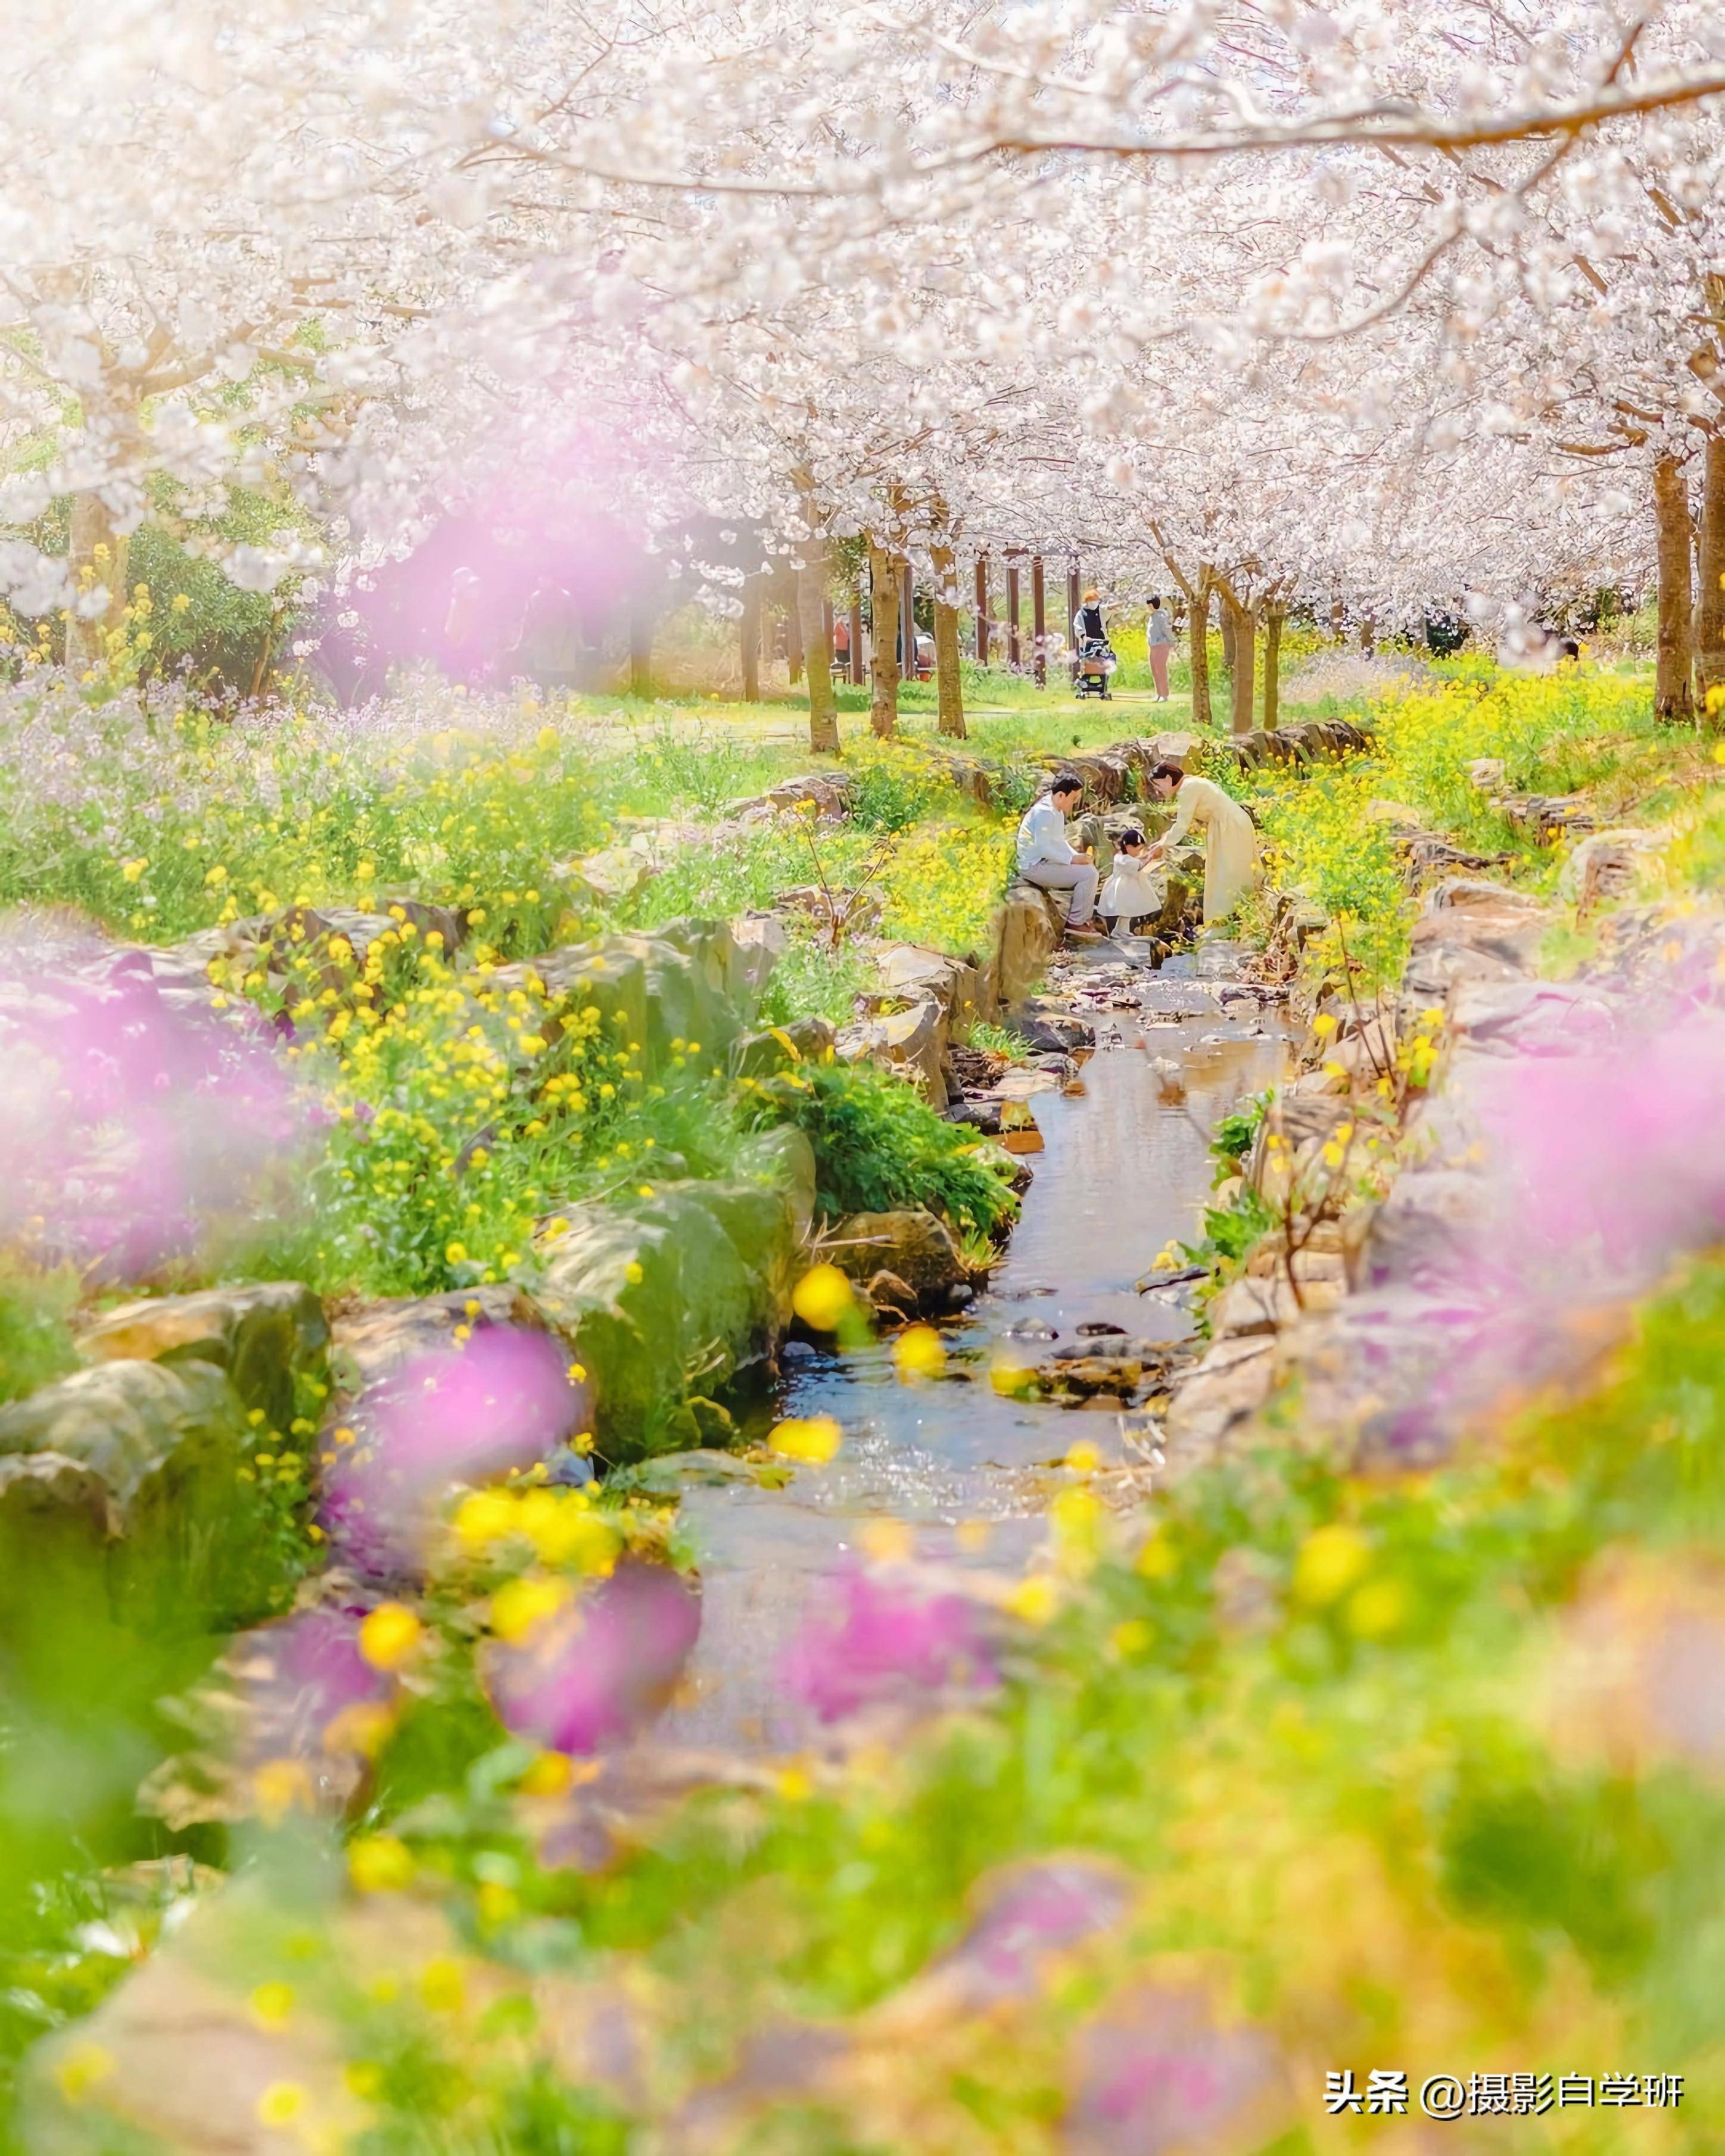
[{"x1": 1016, "y1": 772, "x2": 1101, "y2": 938}]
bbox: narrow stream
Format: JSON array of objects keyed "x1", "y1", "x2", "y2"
[{"x1": 659, "y1": 959, "x2": 1292, "y2": 1752}]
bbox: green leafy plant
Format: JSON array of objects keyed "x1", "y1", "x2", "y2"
[{"x1": 741, "y1": 1059, "x2": 1018, "y2": 1234}]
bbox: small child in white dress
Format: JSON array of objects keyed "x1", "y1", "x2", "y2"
[{"x1": 1098, "y1": 829, "x2": 1163, "y2": 935}]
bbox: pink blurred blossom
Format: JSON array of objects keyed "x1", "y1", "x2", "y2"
[
  {"x1": 484, "y1": 1560, "x2": 700, "y2": 1753},
  {"x1": 233, "y1": 1606, "x2": 391, "y2": 1765},
  {"x1": 1476, "y1": 1007, "x2": 1725, "y2": 1274},
  {"x1": 1341, "y1": 985, "x2": 1725, "y2": 1457},
  {"x1": 322, "y1": 1324, "x2": 582, "y2": 1572},
  {"x1": 0, "y1": 934, "x2": 301, "y2": 1278},
  {"x1": 781, "y1": 1569, "x2": 997, "y2": 1722},
  {"x1": 1063, "y1": 1984, "x2": 1286, "y2": 2155}
]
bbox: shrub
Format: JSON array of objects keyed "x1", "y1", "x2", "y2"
[
  {"x1": 843, "y1": 739, "x2": 955, "y2": 831},
  {"x1": 742, "y1": 1060, "x2": 1018, "y2": 1233}
]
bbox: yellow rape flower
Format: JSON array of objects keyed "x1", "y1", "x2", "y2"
[
  {"x1": 768, "y1": 1416, "x2": 842, "y2": 1463},
  {"x1": 791, "y1": 1264, "x2": 853, "y2": 1331},
  {"x1": 490, "y1": 1573, "x2": 571, "y2": 1643},
  {"x1": 357, "y1": 1602, "x2": 422, "y2": 1671},
  {"x1": 892, "y1": 1325, "x2": 945, "y2": 1381},
  {"x1": 255, "y1": 2082, "x2": 307, "y2": 2128},
  {"x1": 453, "y1": 1488, "x2": 518, "y2": 1550},
  {"x1": 1293, "y1": 1523, "x2": 1371, "y2": 1606},
  {"x1": 347, "y1": 1834, "x2": 415, "y2": 1893}
]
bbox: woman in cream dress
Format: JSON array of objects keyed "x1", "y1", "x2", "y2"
[{"x1": 1144, "y1": 762, "x2": 1258, "y2": 924}]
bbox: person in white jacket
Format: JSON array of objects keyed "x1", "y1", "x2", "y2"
[{"x1": 1015, "y1": 772, "x2": 1101, "y2": 938}]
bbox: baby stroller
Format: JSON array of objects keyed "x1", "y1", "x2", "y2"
[{"x1": 1074, "y1": 635, "x2": 1116, "y2": 698}]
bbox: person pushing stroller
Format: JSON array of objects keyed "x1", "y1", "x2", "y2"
[{"x1": 1071, "y1": 588, "x2": 1117, "y2": 699}]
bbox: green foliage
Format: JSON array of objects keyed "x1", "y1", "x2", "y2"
[
  {"x1": 963, "y1": 1019, "x2": 1031, "y2": 1064},
  {"x1": 742, "y1": 1060, "x2": 1018, "y2": 1233},
  {"x1": 0, "y1": 1267, "x2": 80, "y2": 1403},
  {"x1": 1187, "y1": 1181, "x2": 1275, "y2": 1267},
  {"x1": 843, "y1": 740, "x2": 955, "y2": 831},
  {"x1": 758, "y1": 937, "x2": 874, "y2": 1027},
  {"x1": 625, "y1": 721, "x2": 774, "y2": 817},
  {"x1": 1207, "y1": 1089, "x2": 1269, "y2": 1174}
]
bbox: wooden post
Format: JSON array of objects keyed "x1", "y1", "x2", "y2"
[
  {"x1": 848, "y1": 595, "x2": 864, "y2": 685},
  {"x1": 975, "y1": 557, "x2": 989, "y2": 664},
  {"x1": 1066, "y1": 563, "x2": 1081, "y2": 684},
  {"x1": 1031, "y1": 556, "x2": 1047, "y2": 686},
  {"x1": 901, "y1": 561, "x2": 915, "y2": 676},
  {"x1": 1006, "y1": 557, "x2": 1021, "y2": 670}
]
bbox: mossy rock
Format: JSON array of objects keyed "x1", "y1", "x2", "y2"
[
  {"x1": 532, "y1": 1130, "x2": 814, "y2": 1458},
  {"x1": 76, "y1": 1280, "x2": 329, "y2": 1435},
  {"x1": 0, "y1": 1360, "x2": 275, "y2": 1624}
]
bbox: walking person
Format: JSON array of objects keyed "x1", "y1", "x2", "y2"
[
  {"x1": 1144, "y1": 762, "x2": 1258, "y2": 924},
  {"x1": 1016, "y1": 771, "x2": 1103, "y2": 942},
  {"x1": 1071, "y1": 589, "x2": 1117, "y2": 681},
  {"x1": 1146, "y1": 594, "x2": 1175, "y2": 702}
]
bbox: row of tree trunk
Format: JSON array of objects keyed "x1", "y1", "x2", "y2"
[
  {"x1": 736, "y1": 532, "x2": 969, "y2": 754},
  {"x1": 1654, "y1": 440, "x2": 1725, "y2": 723}
]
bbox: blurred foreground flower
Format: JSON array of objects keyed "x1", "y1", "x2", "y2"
[
  {"x1": 0, "y1": 927, "x2": 305, "y2": 1278},
  {"x1": 484, "y1": 1560, "x2": 699, "y2": 1753},
  {"x1": 1547, "y1": 1548, "x2": 1725, "y2": 1781},
  {"x1": 322, "y1": 1325, "x2": 582, "y2": 1571},
  {"x1": 792, "y1": 1263, "x2": 854, "y2": 1331},
  {"x1": 768, "y1": 1415, "x2": 842, "y2": 1463},
  {"x1": 1063, "y1": 1981, "x2": 1289, "y2": 2155},
  {"x1": 782, "y1": 1569, "x2": 996, "y2": 1722}
]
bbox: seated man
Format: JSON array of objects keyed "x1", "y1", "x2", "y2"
[{"x1": 1016, "y1": 771, "x2": 1101, "y2": 941}]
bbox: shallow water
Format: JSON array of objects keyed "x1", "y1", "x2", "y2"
[{"x1": 657, "y1": 964, "x2": 1291, "y2": 1751}]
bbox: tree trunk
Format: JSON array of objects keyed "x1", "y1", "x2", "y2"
[
  {"x1": 931, "y1": 541, "x2": 966, "y2": 737},
  {"x1": 868, "y1": 540, "x2": 900, "y2": 739},
  {"x1": 785, "y1": 595, "x2": 804, "y2": 685},
  {"x1": 1218, "y1": 593, "x2": 1238, "y2": 683},
  {"x1": 1696, "y1": 433, "x2": 1725, "y2": 716},
  {"x1": 1189, "y1": 571, "x2": 1214, "y2": 728},
  {"x1": 797, "y1": 545, "x2": 839, "y2": 755},
  {"x1": 1263, "y1": 607, "x2": 1285, "y2": 731},
  {"x1": 628, "y1": 601, "x2": 652, "y2": 697},
  {"x1": 1223, "y1": 592, "x2": 1256, "y2": 736},
  {"x1": 1655, "y1": 451, "x2": 1696, "y2": 724},
  {"x1": 1030, "y1": 557, "x2": 1047, "y2": 686},
  {"x1": 66, "y1": 492, "x2": 129, "y2": 675},
  {"x1": 740, "y1": 577, "x2": 762, "y2": 702},
  {"x1": 1360, "y1": 613, "x2": 1377, "y2": 658}
]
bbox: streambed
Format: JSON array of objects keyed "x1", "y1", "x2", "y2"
[{"x1": 658, "y1": 957, "x2": 1291, "y2": 1752}]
